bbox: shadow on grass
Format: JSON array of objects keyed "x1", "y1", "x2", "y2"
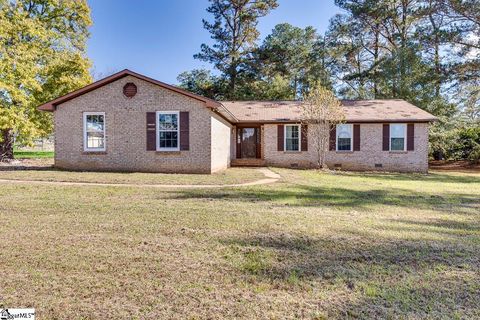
[
  {"x1": 221, "y1": 232, "x2": 479, "y2": 279},
  {"x1": 0, "y1": 166, "x2": 53, "y2": 171},
  {"x1": 344, "y1": 171, "x2": 480, "y2": 184},
  {"x1": 167, "y1": 184, "x2": 480, "y2": 214},
  {"x1": 220, "y1": 231, "x2": 480, "y2": 317},
  {"x1": 393, "y1": 218, "x2": 480, "y2": 232}
]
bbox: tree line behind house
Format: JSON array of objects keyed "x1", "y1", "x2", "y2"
[{"x1": 178, "y1": 0, "x2": 480, "y2": 163}]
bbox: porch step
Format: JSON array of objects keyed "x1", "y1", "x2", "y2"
[{"x1": 231, "y1": 159, "x2": 266, "y2": 167}]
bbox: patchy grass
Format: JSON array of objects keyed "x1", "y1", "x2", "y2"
[
  {"x1": 0, "y1": 167, "x2": 266, "y2": 185},
  {"x1": 0, "y1": 169, "x2": 479, "y2": 319},
  {"x1": 13, "y1": 150, "x2": 54, "y2": 159}
]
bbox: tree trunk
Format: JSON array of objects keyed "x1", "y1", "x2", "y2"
[
  {"x1": 373, "y1": 26, "x2": 380, "y2": 98},
  {"x1": 398, "y1": 0, "x2": 408, "y2": 97},
  {"x1": 428, "y1": 5, "x2": 442, "y2": 98},
  {"x1": 434, "y1": 41, "x2": 441, "y2": 97},
  {"x1": 0, "y1": 129, "x2": 14, "y2": 161},
  {"x1": 293, "y1": 76, "x2": 298, "y2": 100},
  {"x1": 315, "y1": 123, "x2": 329, "y2": 169},
  {"x1": 228, "y1": 63, "x2": 237, "y2": 99}
]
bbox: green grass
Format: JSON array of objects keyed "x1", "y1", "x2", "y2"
[
  {"x1": 0, "y1": 167, "x2": 266, "y2": 185},
  {"x1": 0, "y1": 168, "x2": 479, "y2": 319},
  {"x1": 13, "y1": 150, "x2": 54, "y2": 159}
]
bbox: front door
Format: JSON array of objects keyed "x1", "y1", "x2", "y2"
[{"x1": 237, "y1": 127, "x2": 261, "y2": 159}]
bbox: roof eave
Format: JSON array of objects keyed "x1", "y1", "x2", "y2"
[
  {"x1": 214, "y1": 103, "x2": 239, "y2": 123},
  {"x1": 38, "y1": 104, "x2": 54, "y2": 112},
  {"x1": 232, "y1": 118, "x2": 438, "y2": 124}
]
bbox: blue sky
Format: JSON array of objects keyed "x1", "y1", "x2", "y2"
[{"x1": 87, "y1": 0, "x2": 342, "y2": 84}]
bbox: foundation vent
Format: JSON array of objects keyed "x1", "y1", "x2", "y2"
[{"x1": 375, "y1": 163, "x2": 383, "y2": 168}]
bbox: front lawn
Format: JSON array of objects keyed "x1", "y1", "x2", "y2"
[
  {"x1": 0, "y1": 168, "x2": 478, "y2": 319},
  {"x1": 13, "y1": 150, "x2": 54, "y2": 159},
  {"x1": 0, "y1": 167, "x2": 266, "y2": 185}
]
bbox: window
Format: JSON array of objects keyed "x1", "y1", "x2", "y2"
[
  {"x1": 285, "y1": 125, "x2": 301, "y2": 151},
  {"x1": 390, "y1": 123, "x2": 406, "y2": 151},
  {"x1": 83, "y1": 112, "x2": 106, "y2": 151},
  {"x1": 336, "y1": 124, "x2": 353, "y2": 151},
  {"x1": 157, "y1": 111, "x2": 179, "y2": 151}
]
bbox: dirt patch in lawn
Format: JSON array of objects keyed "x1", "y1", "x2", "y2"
[
  {"x1": 0, "y1": 158, "x2": 54, "y2": 170},
  {"x1": 430, "y1": 160, "x2": 480, "y2": 172}
]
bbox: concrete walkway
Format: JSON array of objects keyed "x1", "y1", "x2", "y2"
[{"x1": 0, "y1": 167, "x2": 281, "y2": 189}]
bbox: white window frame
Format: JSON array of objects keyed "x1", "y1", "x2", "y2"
[
  {"x1": 336, "y1": 123, "x2": 353, "y2": 152},
  {"x1": 390, "y1": 123, "x2": 407, "y2": 152},
  {"x1": 156, "y1": 111, "x2": 180, "y2": 152},
  {"x1": 284, "y1": 124, "x2": 301, "y2": 152},
  {"x1": 83, "y1": 112, "x2": 106, "y2": 152}
]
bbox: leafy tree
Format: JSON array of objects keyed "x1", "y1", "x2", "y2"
[
  {"x1": 306, "y1": 36, "x2": 334, "y2": 95},
  {"x1": 461, "y1": 85, "x2": 480, "y2": 122},
  {"x1": 257, "y1": 23, "x2": 332, "y2": 99},
  {"x1": 325, "y1": 13, "x2": 376, "y2": 99},
  {"x1": 416, "y1": 0, "x2": 451, "y2": 98},
  {"x1": 428, "y1": 99, "x2": 460, "y2": 160},
  {"x1": 179, "y1": 0, "x2": 479, "y2": 162},
  {"x1": 194, "y1": 0, "x2": 278, "y2": 99},
  {"x1": 327, "y1": 0, "x2": 480, "y2": 162},
  {"x1": 241, "y1": 74, "x2": 293, "y2": 100},
  {"x1": 328, "y1": 0, "x2": 390, "y2": 98},
  {"x1": 455, "y1": 126, "x2": 480, "y2": 162},
  {"x1": 444, "y1": 0, "x2": 480, "y2": 55},
  {"x1": 0, "y1": 0, "x2": 92, "y2": 160},
  {"x1": 330, "y1": 0, "x2": 433, "y2": 102},
  {"x1": 177, "y1": 69, "x2": 225, "y2": 99},
  {"x1": 302, "y1": 84, "x2": 345, "y2": 169}
]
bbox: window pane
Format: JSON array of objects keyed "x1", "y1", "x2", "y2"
[
  {"x1": 159, "y1": 113, "x2": 178, "y2": 131},
  {"x1": 338, "y1": 138, "x2": 351, "y2": 151},
  {"x1": 336, "y1": 124, "x2": 352, "y2": 151},
  {"x1": 391, "y1": 138, "x2": 405, "y2": 151},
  {"x1": 86, "y1": 115, "x2": 104, "y2": 132},
  {"x1": 286, "y1": 126, "x2": 299, "y2": 139},
  {"x1": 286, "y1": 138, "x2": 299, "y2": 151},
  {"x1": 337, "y1": 124, "x2": 352, "y2": 138},
  {"x1": 87, "y1": 132, "x2": 104, "y2": 149},
  {"x1": 285, "y1": 126, "x2": 299, "y2": 151},
  {"x1": 391, "y1": 124, "x2": 405, "y2": 138},
  {"x1": 159, "y1": 131, "x2": 178, "y2": 149},
  {"x1": 85, "y1": 113, "x2": 105, "y2": 150}
]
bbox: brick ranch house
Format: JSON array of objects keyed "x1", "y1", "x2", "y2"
[{"x1": 38, "y1": 69, "x2": 437, "y2": 174}]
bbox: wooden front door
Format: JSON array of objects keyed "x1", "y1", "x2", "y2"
[{"x1": 236, "y1": 127, "x2": 261, "y2": 159}]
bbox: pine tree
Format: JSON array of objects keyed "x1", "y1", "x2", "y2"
[
  {"x1": 257, "y1": 23, "x2": 331, "y2": 99},
  {"x1": 194, "y1": 0, "x2": 278, "y2": 99}
]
